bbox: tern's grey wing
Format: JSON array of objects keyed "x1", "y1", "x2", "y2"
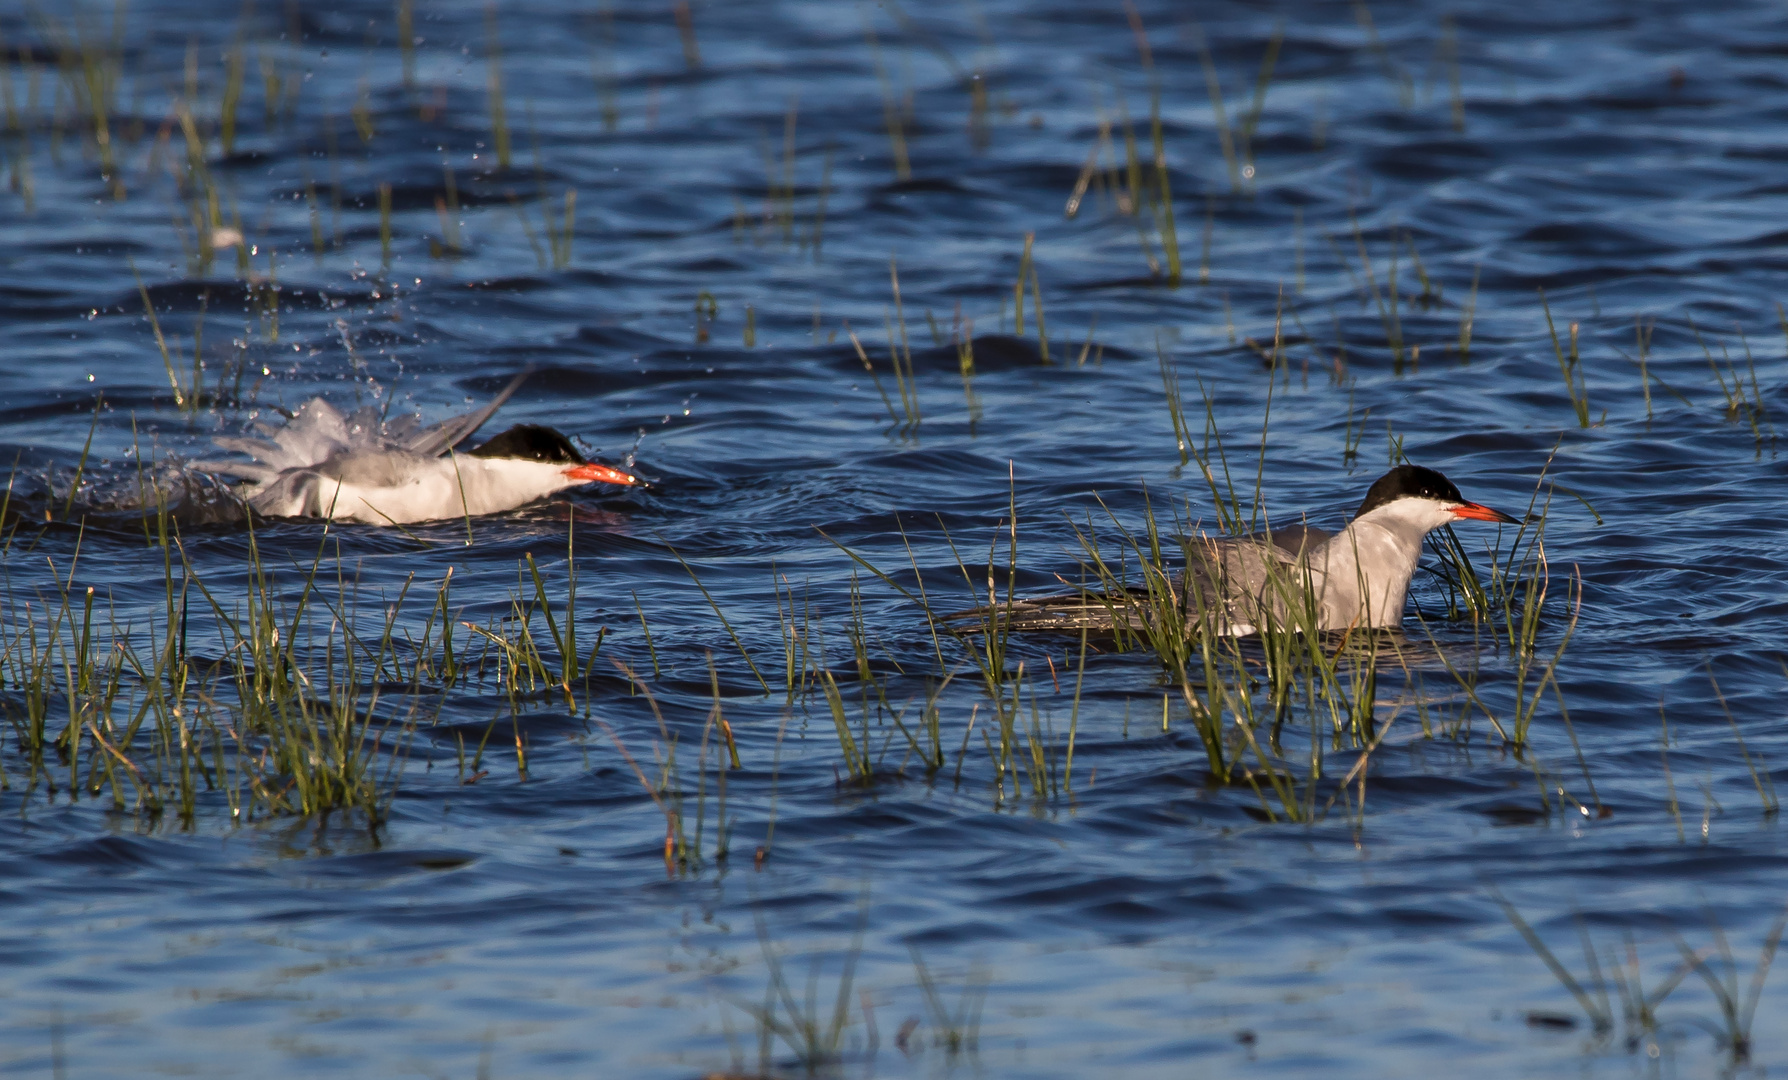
[
  {"x1": 314, "y1": 448, "x2": 432, "y2": 487},
  {"x1": 1180, "y1": 535, "x2": 1324, "y2": 634},
  {"x1": 404, "y1": 371, "x2": 530, "y2": 458},
  {"x1": 1263, "y1": 524, "x2": 1331, "y2": 556}
]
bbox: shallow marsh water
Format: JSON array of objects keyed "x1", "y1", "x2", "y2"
[{"x1": 2, "y1": 1, "x2": 1788, "y2": 1076}]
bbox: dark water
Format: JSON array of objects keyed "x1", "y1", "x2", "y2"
[{"x1": 4, "y1": 0, "x2": 1788, "y2": 1075}]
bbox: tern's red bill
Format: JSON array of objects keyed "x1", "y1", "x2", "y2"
[
  {"x1": 1450, "y1": 501, "x2": 1520, "y2": 524},
  {"x1": 565, "y1": 462, "x2": 638, "y2": 486}
]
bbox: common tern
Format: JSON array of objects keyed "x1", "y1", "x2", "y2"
[
  {"x1": 195, "y1": 374, "x2": 638, "y2": 525},
  {"x1": 984, "y1": 464, "x2": 1520, "y2": 636}
]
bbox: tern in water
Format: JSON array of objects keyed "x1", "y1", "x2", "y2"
[
  {"x1": 980, "y1": 464, "x2": 1521, "y2": 636},
  {"x1": 195, "y1": 373, "x2": 638, "y2": 525}
]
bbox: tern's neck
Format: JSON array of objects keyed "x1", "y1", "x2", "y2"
[
  {"x1": 1319, "y1": 503, "x2": 1439, "y2": 628},
  {"x1": 453, "y1": 456, "x2": 576, "y2": 514}
]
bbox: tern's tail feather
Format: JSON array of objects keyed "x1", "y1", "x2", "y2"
[
  {"x1": 211, "y1": 436, "x2": 284, "y2": 462},
  {"x1": 241, "y1": 468, "x2": 326, "y2": 518},
  {"x1": 189, "y1": 459, "x2": 277, "y2": 483},
  {"x1": 944, "y1": 588, "x2": 1157, "y2": 635}
]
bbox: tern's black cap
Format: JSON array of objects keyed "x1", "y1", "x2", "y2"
[
  {"x1": 1354, "y1": 464, "x2": 1465, "y2": 518},
  {"x1": 467, "y1": 424, "x2": 586, "y2": 465}
]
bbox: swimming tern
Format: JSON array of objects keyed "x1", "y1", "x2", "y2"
[
  {"x1": 979, "y1": 464, "x2": 1520, "y2": 636},
  {"x1": 195, "y1": 373, "x2": 638, "y2": 525}
]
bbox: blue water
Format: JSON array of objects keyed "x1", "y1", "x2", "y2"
[{"x1": 3, "y1": 1, "x2": 1788, "y2": 1076}]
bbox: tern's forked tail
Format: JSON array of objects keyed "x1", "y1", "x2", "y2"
[{"x1": 943, "y1": 587, "x2": 1159, "y2": 636}]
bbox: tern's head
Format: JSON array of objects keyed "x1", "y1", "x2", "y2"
[
  {"x1": 468, "y1": 424, "x2": 637, "y2": 490},
  {"x1": 1353, "y1": 464, "x2": 1519, "y2": 533}
]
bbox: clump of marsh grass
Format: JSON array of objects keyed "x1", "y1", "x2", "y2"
[
  {"x1": 842, "y1": 264, "x2": 923, "y2": 432},
  {"x1": 906, "y1": 946, "x2": 988, "y2": 1059},
  {"x1": 732, "y1": 904, "x2": 870, "y2": 1076},
  {"x1": 1187, "y1": 15, "x2": 1282, "y2": 195},
  {"x1": 1064, "y1": 14, "x2": 1186, "y2": 283},
  {"x1": 1011, "y1": 233, "x2": 1052, "y2": 360},
  {"x1": 377, "y1": 182, "x2": 393, "y2": 272},
  {"x1": 459, "y1": 528, "x2": 610, "y2": 713},
  {"x1": 1347, "y1": 215, "x2": 1407, "y2": 369},
  {"x1": 1495, "y1": 890, "x2": 1788, "y2": 1067},
  {"x1": 1402, "y1": 231, "x2": 1442, "y2": 309},
  {"x1": 695, "y1": 291, "x2": 719, "y2": 344},
  {"x1": 131, "y1": 262, "x2": 205, "y2": 415},
  {"x1": 751, "y1": 96, "x2": 804, "y2": 248},
  {"x1": 1352, "y1": 0, "x2": 1415, "y2": 108},
  {"x1": 1191, "y1": 23, "x2": 1240, "y2": 193},
  {"x1": 819, "y1": 567, "x2": 963, "y2": 789},
  {"x1": 219, "y1": 34, "x2": 246, "y2": 156},
  {"x1": 1050, "y1": 484, "x2": 1399, "y2": 824},
  {"x1": 506, "y1": 186, "x2": 579, "y2": 270},
  {"x1": 1158, "y1": 336, "x2": 1193, "y2": 466},
  {"x1": 1415, "y1": 463, "x2": 1591, "y2": 788},
  {"x1": 1539, "y1": 289, "x2": 1595, "y2": 427},
  {"x1": 717, "y1": 911, "x2": 986, "y2": 1078},
  {"x1": 864, "y1": 19, "x2": 910, "y2": 181},
  {"x1": 583, "y1": 651, "x2": 747, "y2": 876},
  {"x1": 773, "y1": 568, "x2": 820, "y2": 705},
  {"x1": 484, "y1": 3, "x2": 511, "y2": 170},
  {"x1": 0, "y1": 473, "x2": 649, "y2": 832},
  {"x1": 430, "y1": 166, "x2": 467, "y2": 259},
  {"x1": 1706, "y1": 667, "x2": 1778, "y2": 817},
  {"x1": 821, "y1": 473, "x2": 1079, "y2": 807},
  {"x1": 950, "y1": 302, "x2": 982, "y2": 423},
  {"x1": 1420, "y1": 529, "x2": 1584, "y2": 801},
  {"x1": 31, "y1": 4, "x2": 128, "y2": 198},
  {"x1": 1689, "y1": 317, "x2": 1775, "y2": 451},
  {"x1": 887, "y1": 260, "x2": 924, "y2": 421},
  {"x1": 815, "y1": 573, "x2": 898, "y2": 788},
  {"x1": 1456, "y1": 265, "x2": 1479, "y2": 361},
  {"x1": 0, "y1": 504, "x2": 413, "y2": 825}
]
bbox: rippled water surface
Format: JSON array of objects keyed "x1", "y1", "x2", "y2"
[{"x1": 4, "y1": 1, "x2": 1788, "y2": 1076}]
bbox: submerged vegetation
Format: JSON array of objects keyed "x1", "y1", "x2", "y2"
[
  {"x1": 1497, "y1": 891, "x2": 1788, "y2": 1068},
  {"x1": 0, "y1": 495, "x2": 618, "y2": 825}
]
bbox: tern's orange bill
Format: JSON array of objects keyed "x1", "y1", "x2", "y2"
[
  {"x1": 564, "y1": 463, "x2": 638, "y2": 486},
  {"x1": 1450, "y1": 501, "x2": 1520, "y2": 524}
]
